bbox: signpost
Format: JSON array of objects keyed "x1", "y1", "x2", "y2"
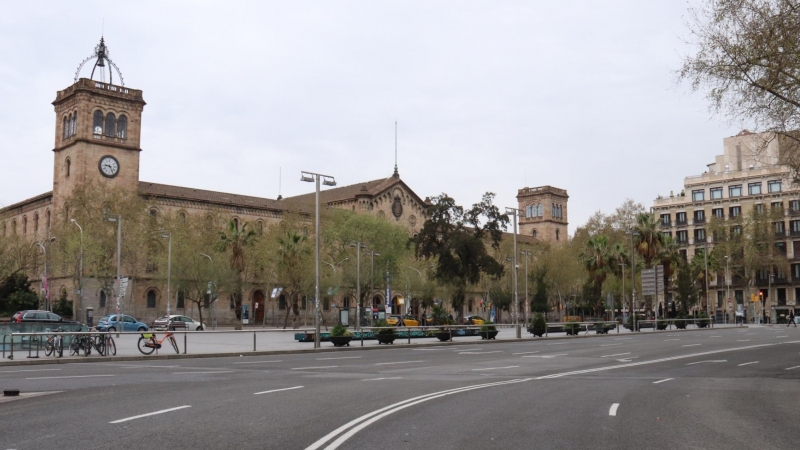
[{"x1": 641, "y1": 265, "x2": 664, "y2": 323}]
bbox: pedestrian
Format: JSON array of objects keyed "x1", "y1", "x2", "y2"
[{"x1": 788, "y1": 310, "x2": 797, "y2": 327}]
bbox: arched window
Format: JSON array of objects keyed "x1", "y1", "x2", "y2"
[
  {"x1": 537, "y1": 204, "x2": 543, "y2": 217},
  {"x1": 149, "y1": 209, "x2": 158, "y2": 226},
  {"x1": 278, "y1": 295, "x2": 287, "y2": 310},
  {"x1": 556, "y1": 229, "x2": 560, "y2": 241},
  {"x1": 146, "y1": 290, "x2": 157, "y2": 308},
  {"x1": 116, "y1": 115, "x2": 127, "y2": 139},
  {"x1": 100, "y1": 290, "x2": 107, "y2": 307},
  {"x1": 71, "y1": 110, "x2": 77, "y2": 136},
  {"x1": 33, "y1": 213, "x2": 39, "y2": 234},
  {"x1": 256, "y1": 221, "x2": 264, "y2": 235},
  {"x1": 233, "y1": 217, "x2": 239, "y2": 230},
  {"x1": 104, "y1": 112, "x2": 116, "y2": 137},
  {"x1": 11, "y1": 220, "x2": 16, "y2": 235},
  {"x1": 468, "y1": 298, "x2": 474, "y2": 313},
  {"x1": 45, "y1": 210, "x2": 51, "y2": 231},
  {"x1": 22, "y1": 216, "x2": 27, "y2": 234},
  {"x1": 532, "y1": 229, "x2": 538, "y2": 238},
  {"x1": 177, "y1": 290, "x2": 186, "y2": 309},
  {"x1": 323, "y1": 297, "x2": 330, "y2": 311},
  {"x1": 342, "y1": 296, "x2": 350, "y2": 309},
  {"x1": 62, "y1": 116, "x2": 68, "y2": 139},
  {"x1": 93, "y1": 111, "x2": 103, "y2": 135},
  {"x1": 178, "y1": 212, "x2": 187, "y2": 224},
  {"x1": 65, "y1": 157, "x2": 71, "y2": 178}
]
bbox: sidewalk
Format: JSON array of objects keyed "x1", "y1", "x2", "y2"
[{"x1": 0, "y1": 323, "x2": 745, "y2": 366}]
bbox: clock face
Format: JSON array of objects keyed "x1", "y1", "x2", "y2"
[{"x1": 99, "y1": 156, "x2": 120, "y2": 178}]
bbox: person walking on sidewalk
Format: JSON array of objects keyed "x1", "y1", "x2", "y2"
[{"x1": 788, "y1": 310, "x2": 797, "y2": 327}]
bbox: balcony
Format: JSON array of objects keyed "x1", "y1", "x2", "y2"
[
  {"x1": 694, "y1": 236, "x2": 707, "y2": 244},
  {"x1": 790, "y1": 229, "x2": 800, "y2": 237},
  {"x1": 676, "y1": 238, "x2": 689, "y2": 246},
  {"x1": 659, "y1": 221, "x2": 671, "y2": 229},
  {"x1": 693, "y1": 217, "x2": 706, "y2": 225},
  {"x1": 675, "y1": 220, "x2": 688, "y2": 227},
  {"x1": 790, "y1": 208, "x2": 800, "y2": 217}
]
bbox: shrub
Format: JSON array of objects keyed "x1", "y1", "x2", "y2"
[
  {"x1": 52, "y1": 297, "x2": 73, "y2": 318},
  {"x1": 674, "y1": 313, "x2": 687, "y2": 329},
  {"x1": 480, "y1": 321, "x2": 497, "y2": 332},
  {"x1": 330, "y1": 323, "x2": 351, "y2": 337},
  {"x1": 374, "y1": 319, "x2": 395, "y2": 335},
  {"x1": 531, "y1": 312, "x2": 546, "y2": 330},
  {"x1": 696, "y1": 311, "x2": 710, "y2": 328},
  {"x1": 656, "y1": 320, "x2": 668, "y2": 330},
  {"x1": 563, "y1": 321, "x2": 580, "y2": 335}
]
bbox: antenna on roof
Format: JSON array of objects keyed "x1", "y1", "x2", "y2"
[
  {"x1": 393, "y1": 121, "x2": 399, "y2": 178},
  {"x1": 277, "y1": 167, "x2": 282, "y2": 200}
]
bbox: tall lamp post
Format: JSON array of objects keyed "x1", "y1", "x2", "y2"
[
  {"x1": 104, "y1": 214, "x2": 122, "y2": 332},
  {"x1": 33, "y1": 237, "x2": 56, "y2": 311},
  {"x1": 200, "y1": 253, "x2": 215, "y2": 330},
  {"x1": 703, "y1": 241, "x2": 710, "y2": 318},
  {"x1": 626, "y1": 229, "x2": 639, "y2": 329},
  {"x1": 724, "y1": 255, "x2": 730, "y2": 324},
  {"x1": 505, "y1": 207, "x2": 522, "y2": 338},
  {"x1": 619, "y1": 263, "x2": 626, "y2": 321},
  {"x1": 301, "y1": 170, "x2": 337, "y2": 349},
  {"x1": 161, "y1": 232, "x2": 172, "y2": 316},
  {"x1": 350, "y1": 242, "x2": 366, "y2": 330},
  {"x1": 70, "y1": 220, "x2": 83, "y2": 319},
  {"x1": 520, "y1": 250, "x2": 532, "y2": 325}
]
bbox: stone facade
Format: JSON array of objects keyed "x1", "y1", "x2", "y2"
[{"x1": 517, "y1": 186, "x2": 569, "y2": 243}]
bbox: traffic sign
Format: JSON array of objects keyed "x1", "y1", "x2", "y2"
[{"x1": 641, "y1": 265, "x2": 665, "y2": 296}]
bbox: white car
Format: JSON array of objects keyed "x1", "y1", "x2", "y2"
[{"x1": 152, "y1": 315, "x2": 206, "y2": 331}]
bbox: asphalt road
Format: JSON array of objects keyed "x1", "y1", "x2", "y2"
[{"x1": 1, "y1": 326, "x2": 798, "y2": 449}]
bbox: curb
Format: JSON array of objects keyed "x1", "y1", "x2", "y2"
[{"x1": 0, "y1": 326, "x2": 743, "y2": 367}]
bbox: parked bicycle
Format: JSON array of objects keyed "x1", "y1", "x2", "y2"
[
  {"x1": 137, "y1": 330, "x2": 179, "y2": 355},
  {"x1": 44, "y1": 328, "x2": 64, "y2": 358},
  {"x1": 89, "y1": 333, "x2": 116, "y2": 356},
  {"x1": 69, "y1": 333, "x2": 92, "y2": 357}
]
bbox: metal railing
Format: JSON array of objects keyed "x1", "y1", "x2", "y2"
[{"x1": 632, "y1": 317, "x2": 719, "y2": 332}]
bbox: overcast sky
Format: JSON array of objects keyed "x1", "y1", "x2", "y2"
[{"x1": 0, "y1": 1, "x2": 739, "y2": 234}]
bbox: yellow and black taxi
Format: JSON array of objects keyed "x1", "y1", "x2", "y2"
[
  {"x1": 464, "y1": 315, "x2": 485, "y2": 325},
  {"x1": 385, "y1": 315, "x2": 420, "y2": 327}
]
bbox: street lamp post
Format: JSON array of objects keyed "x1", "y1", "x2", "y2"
[
  {"x1": 767, "y1": 273, "x2": 774, "y2": 324},
  {"x1": 350, "y1": 242, "x2": 366, "y2": 330},
  {"x1": 520, "y1": 250, "x2": 532, "y2": 325},
  {"x1": 71, "y1": 219, "x2": 83, "y2": 319},
  {"x1": 619, "y1": 263, "x2": 626, "y2": 320},
  {"x1": 104, "y1": 214, "x2": 122, "y2": 332},
  {"x1": 703, "y1": 241, "x2": 710, "y2": 318},
  {"x1": 199, "y1": 253, "x2": 215, "y2": 330},
  {"x1": 301, "y1": 171, "x2": 337, "y2": 349},
  {"x1": 161, "y1": 232, "x2": 172, "y2": 317},
  {"x1": 33, "y1": 237, "x2": 56, "y2": 311},
  {"x1": 725, "y1": 255, "x2": 730, "y2": 324},
  {"x1": 367, "y1": 251, "x2": 380, "y2": 322},
  {"x1": 505, "y1": 207, "x2": 522, "y2": 338},
  {"x1": 626, "y1": 229, "x2": 639, "y2": 330}
]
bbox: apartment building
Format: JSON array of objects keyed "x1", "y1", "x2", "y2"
[{"x1": 652, "y1": 131, "x2": 799, "y2": 323}]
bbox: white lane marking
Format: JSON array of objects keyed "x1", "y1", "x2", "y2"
[
  {"x1": 776, "y1": 335, "x2": 788, "y2": 338},
  {"x1": 709, "y1": 336, "x2": 721, "y2": 338},
  {"x1": 471, "y1": 366, "x2": 519, "y2": 371},
  {"x1": 737, "y1": 339, "x2": 750, "y2": 342},
  {"x1": 363, "y1": 377, "x2": 403, "y2": 381},
  {"x1": 600, "y1": 344, "x2": 623, "y2": 347},
  {"x1": 317, "y1": 356, "x2": 362, "y2": 361},
  {"x1": 524, "y1": 354, "x2": 567, "y2": 358},
  {"x1": 682, "y1": 344, "x2": 702, "y2": 347},
  {"x1": 786, "y1": 366, "x2": 800, "y2": 370},
  {"x1": 291, "y1": 366, "x2": 338, "y2": 370},
  {"x1": 685, "y1": 360, "x2": 726, "y2": 366},
  {"x1": 746, "y1": 333, "x2": 757, "y2": 335},
  {"x1": 601, "y1": 353, "x2": 630, "y2": 358},
  {"x1": 459, "y1": 351, "x2": 503, "y2": 355},
  {"x1": 234, "y1": 360, "x2": 283, "y2": 365},
  {"x1": 306, "y1": 379, "x2": 530, "y2": 450},
  {"x1": 609, "y1": 403, "x2": 620, "y2": 416},
  {"x1": 310, "y1": 342, "x2": 785, "y2": 450},
  {"x1": 109, "y1": 405, "x2": 191, "y2": 424},
  {"x1": 26, "y1": 374, "x2": 114, "y2": 380},
  {"x1": 375, "y1": 361, "x2": 424, "y2": 366},
  {"x1": 172, "y1": 371, "x2": 234, "y2": 375},
  {"x1": 616, "y1": 358, "x2": 638, "y2": 362},
  {"x1": 254, "y1": 386, "x2": 304, "y2": 395},
  {"x1": 512, "y1": 351, "x2": 540, "y2": 355},
  {"x1": 0, "y1": 368, "x2": 61, "y2": 373},
  {"x1": 653, "y1": 378, "x2": 674, "y2": 384},
  {"x1": 614, "y1": 338, "x2": 633, "y2": 340},
  {"x1": 738, "y1": 361, "x2": 759, "y2": 366},
  {"x1": 116, "y1": 365, "x2": 181, "y2": 369}
]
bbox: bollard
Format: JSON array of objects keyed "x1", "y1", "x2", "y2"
[
  {"x1": 361, "y1": 329, "x2": 364, "y2": 347},
  {"x1": 184, "y1": 332, "x2": 187, "y2": 355},
  {"x1": 516, "y1": 324, "x2": 521, "y2": 339},
  {"x1": 253, "y1": 331, "x2": 256, "y2": 352},
  {"x1": 407, "y1": 327, "x2": 411, "y2": 345}
]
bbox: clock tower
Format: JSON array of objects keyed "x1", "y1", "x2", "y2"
[{"x1": 52, "y1": 37, "x2": 146, "y2": 221}]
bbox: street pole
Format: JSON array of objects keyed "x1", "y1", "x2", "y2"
[
  {"x1": 71, "y1": 220, "x2": 83, "y2": 319},
  {"x1": 767, "y1": 273, "x2": 773, "y2": 324},
  {"x1": 505, "y1": 207, "x2": 521, "y2": 337},
  {"x1": 368, "y1": 250, "x2": 380, "y2": 321},
  {"x1": 725, "y1": 256, "x2": 730, "y2": 324},
  {"x1": 703, "y1": 241, "x2": 710, "y2": 318},
  {"x1": 200, "y1": 253, "x2": 214, "y2": 329},
  {"x1": 301, "y1": 171, "x2": 336, "y2": 349},
  {"x1": 520, "y1": 250, "x2": 531, "y2": 325},
  {"x1": 350, "y1": 242, "x2": 365, "y2": 331},
  {"x1": 34, "y1": 241, "x2": 51, "y2": 311},
  {"x1": 627, "y1": 229, "x2": 638, "y2": 330},
  {"x1": 619, "y1": 263, "x2": 625, "y2": 321},
  {"x1": 104, "y1": 215, "x2": 122, "y2": 331},
  {"x1": 162, "y1": 232, "x2": 172, "y2": 317}
]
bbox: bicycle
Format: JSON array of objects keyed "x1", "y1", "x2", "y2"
[
  {"x1": 69, "y1": 334, "x2": 91, "y2": 357},
  {"x1": 89, "y1": 333, "x2": 116, "y2": 356},
  {"x1": 137, "y1": 330, "x2": 179, "y2": 355},
  {"x1": 44, "y1": 328, "x2": 64, "y2": 358}
]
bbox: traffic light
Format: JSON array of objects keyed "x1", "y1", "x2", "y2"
[{"x1": 759, "y1": 291, "x2": 764, "y2": 302}]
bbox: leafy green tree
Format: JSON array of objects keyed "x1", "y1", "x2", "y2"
[
  {"x1": 531, "y1": 267, "x2": 548, "y2": 314},
  {"x1": 216, "y1": 219, "x2": 257, "y2": 328},
  {"x1": 0, "y1": 273, "x2": 39, "y2": 316},
  {"x1": 414, "y1": 193, "x2": 507, "y2": 322}
]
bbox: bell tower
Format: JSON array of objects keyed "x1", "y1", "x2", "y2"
[
  {"x1": 52, "y1": 37, "x2": 146, "y2": 220},
  {"x1": 517, "y1": 185, "x2": 569, "y2": 243}
]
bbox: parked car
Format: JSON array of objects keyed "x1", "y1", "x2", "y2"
[
  {"x1": 96, "y1": 314, "x2": 148, "y2": 332},
  {"x1": 386, "y1": 315, "x2": 420, "y2": 327},
  {"x1": 464, "y1": 315, "x2": 485, "y2": 325},
  {"x1": 152, "y1": 315, "x2": 206, "y2": 331},
  {"x1": 11, "y1": 310, "x2": 77, "y2": 324}
]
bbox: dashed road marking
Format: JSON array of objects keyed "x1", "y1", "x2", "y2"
[
  {"x1": 738, "y1": 361, "x2": 759, "y2": 366},
  {"x1": 0, "y1": 368, "x2": 62, "y2": 373},
  {"x1": 653, "y1": 378, "x2": 673, "y2": 384},
  {"x1": 292, "y1": 366, "x2": 338, "y2": 370},
  {"x1": 26, "y1": 374, "x2": 114, "y2": 380},
  {"x1": 317, "y1": 356, "x2": 362, "y2": 361},
  {"x1": 375, "y1": 361, "x2": 424, "y2": 366},
  {"x1": 601, "y1": 353, "x2": 630, "y2": 358},
  {"x1": 109, "y1": 405, "x2": 191, "y2": 424},
  {"x1": 512, "y1": 351, "x2": 540, "y2": 355},
  {"x1": 234, "y1": 360, "x2": 283, "y2": 365},
  {"x1": 682, "y1": 344, "x2": 702, "y2": 347},
  {"x1": 685, "y1": 360, "x2": 726, "y2": 366},
  {"x1": 363, "y1": 377, "x2": 403, "y2": 381},
  {"x1": 172, "y1": 371, "x2": 233, "y2": 375},
  {"x1": 255, "y1": 386, "x2": 304, "y2": 395},
  {"x1": 600, "y1": 344, "x2": 623, "y2": 347},
  {"x1": 737, "y1": 340, "x2": 750, "y2": 342},
  {"x1": 609, "y1": 403, "x2": 620, "y2": 416},
  {"x1": 459, "y1": 351, "x2": 503, "y2": 355},
  {"x1": 786, "y1": 366, "x2": 800, "y2": 371},
  {"x1": 471, "y1": 366, "x2": 519, "y2": 371}
]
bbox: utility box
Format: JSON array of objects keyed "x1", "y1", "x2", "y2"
[{"x1": 86, "y1": 307, "x2": 94, "y2": 328}]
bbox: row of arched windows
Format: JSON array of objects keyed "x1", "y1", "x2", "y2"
[
  {"x1": 552, "y1": 203, "x2": 564, "y2": 219},
  {"x1": 2, "y1": 210, "x2": 51, "y2": 237},
  {"x1": 525, "y1": 203, "x2": 543, "y2": 218},
  {"x1": 62, "y1": 111, "x2": 78, "y2": 140},
  {"x1": 93, "y1": 110, "x2": 127, "y2": 139}
]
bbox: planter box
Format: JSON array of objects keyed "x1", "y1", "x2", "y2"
[
  {"x1": 434, "y1": 331, "x2": 452, "y2": 342},
  {"x1": 376, "y1": 334, "x2": 397, "y2": 345},
  {"x1": 529, "y1": 327, "x2": 545, "y2": 337},
  {"x1": 329, "y1": 336, "x2": 353, "y2": 347},
  {"x1": 479, "y1": 330, "x2": 498, "y2": 340},
  {"x1": 564, "y1": 327, "x2": 580, "y2": 336}
]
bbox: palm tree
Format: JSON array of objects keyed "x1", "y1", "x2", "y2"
[
  {"x1": 634, "y1": 212, "x2": 662, "y2": 268},
  {"x1": 581, "y1": 235, "x2": 613, "y2": 316},
  {"x1": 216, "y1": 219, "x2": 257, "y2": 328},
  {"x1": 276, "y1": 230, "x2": 311, "y2": 329},
  {"x1": 657, "y1": 235, "x2": 682, "y2": 314}
]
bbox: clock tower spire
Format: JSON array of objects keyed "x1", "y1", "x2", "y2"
[{"x1": 51, "y1": 37, "x2": 146, "y2": 222}]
